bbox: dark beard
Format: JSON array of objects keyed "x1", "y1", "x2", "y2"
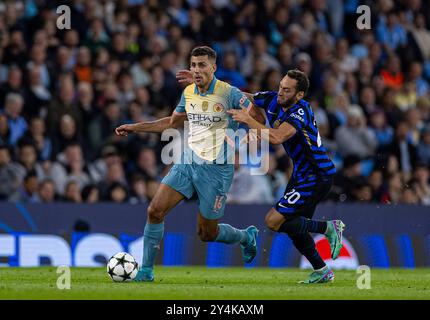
[{"x1": 280, "y1": 97, "x2": 298, "y2": 109}]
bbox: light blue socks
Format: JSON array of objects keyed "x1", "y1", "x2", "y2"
[
  {"x1": 215, "y1": 223, "x2": 248, "y2": 245},
  {"x1": 141, "y1": 222, "x2": 164, "y2": 269}
]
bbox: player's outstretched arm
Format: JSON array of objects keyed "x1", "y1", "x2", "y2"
[
  {"x1": 115, "y1": 112, "x2": 187, "y2": 136},
  {"x1": 246, "y1": 100, "x2": 266, "y2": 124},
  {"x1": 228, "y1": 108, "x2": 296, "y2": 144},
  {"x1": 115, "y1": 117, "x2": 171, "y2": 136},
  {"x1": 169, "y1": 111, "x2": 187, "y2": 129}
]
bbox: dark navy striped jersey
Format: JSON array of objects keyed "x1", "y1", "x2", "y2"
[{"x1": 253, "y1": 91, "x2": 336, "y2": 182}]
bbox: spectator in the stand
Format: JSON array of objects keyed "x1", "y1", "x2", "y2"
[
  {"x1": 76, "y1": 82, "x2": 97, "y2": 152},
  {"x1": 369, "y1": 110, "x2": 394, "y2": 149},
  {"x1": 135, "y1": 147, "x2": 160, "y2": 181},
  {"x1": 52, "y1": 114, "x2": 83, "y2": 158},
  {"x1": 380, "y1": 54, "x2": 404, "y2": 90},
  {"x1": 262, "y1": 69, "x2": 282, "y2": 92},
  {"x1": 355, "y1": 58, "x2": 374, "y2": 89},
  {"x1": 394, "y1": 82, "x2": 417, "y2": 112},
  {"x1": 317, "y1": 72, "x2": 339, "y2": 111},
  {"x1": 389, "y1": 121, "x2": 418, "y2": 180},
  {"x1": 242, "y1": 34, "x2": 281, "y2": 77},
  {"x1": 344, "y1": 73, "x2": 360, "y2": 104},
  {"x1": 310, "y1": 39, "x2": 333, "y2": 93},
  {"x1": 98, "y1": 162, "x2": 128, "y2": 200},
  {"x1": 216, "y1": 52, "x2": 247, "y2": 89},
  {"x1": 381, "y1": 172, "x2": 404, "y2": 204},
  {"x1": 411, "y1": 165, "x2": 430, "y2": 205},
  {"x1": 0, "y1": 145, "x2": 23, "y2": 200},
  {"x1": 417, "y1": 97, "x2": 430, "y2": 123},
  {"x1": 3, "y1": 29, "x2": 27, "y2": 67},
  {"x1": 294, "y1": 52, "x2": 312, "y2": 77},
  {"x1": 26, "y1": 44, "x2": 51, "y2": 88},
  {"x1": 335, "y1": 105, "x2": 377, "y2": 159},
  {"x1": 134, "y1": 86, "x2": 155, "y2": 117},
  {"x1": 24, "y1": 66, "x2": 51, "y2": 119},
  {"x1": 399, "y1": 185, "x2": 419, "y2": 204},
  {"x1": 130, "y1": 54, "x2": 153, "y2": 87},
  {"x1": 83, "y1": 18, "x2": 110, "y2": 54},
  {"x1": 88, "y1": 100, "x2": 123, "y2": 153},
  {"x1": 417, "y1": 125, "x2": 430, "y2": 166},
  {"x1": 129, "y1": 174, "x2": 148, "y2": 204},
  {"x1": 36, "y1": 179, "x2": 57, "y2": 203},
  {"x1": 0, "y1": 66, "x2": 24, "y2": 107},
  {"x1": 111, "y1": 32, "x2": 135, "y2": 64},
  {"x1": 408, "y1": 13, "x2": 430, "y2": 62},
  {"x1": 307, "y1": 0, "x2": 332, "y2": 34},
  {"x1": 327, "y1": 91, "x2": 349, "y2": 137},
  {"x1": 376, "y1": 9, "x2": 407, "y2": 52},
  {"x1": 277, "y1": 41, "x2": 294, "y2": 75},
  {"x1": 406, "y1": 107, "x2": 424, "y2": 145},
  {"x1": 335, "y1": 38, "x2": 359, "y2": 74},
  {"x1": 89, "y1": 145, "x2": 122, "y2": 184},
  {"x1": 81, "y1": 184, "x2": 100, "y2": 203},
  {"x1": 74, "y1": 47, "x2": 93, "y2": 84},
  {"x1": 359, "y1": 86, "x2": 379, "y2": 115},
  {"x1": 9, "y1": 170, "x2": 39, "y2": 203},
  {"x1": 20, "y1": 117, "x2": 52, "y2": 161},
  {"x1": 408, "y1": 62, "x2": 429, "y2": 97},
  {"x1": 117, "y1": 71, "x2": 136, "y2": 110},
  {"x1": 0, "y1": 114, "x2": 11, "y2": 146},
  {"x1": 351, "y1": 181, "x2": 373, "y2": 202},
  {"x1": 381, "y1": 87, "x2": 403, "y2": 126},
  {"x1": 160, "y1": 50, "x2": 181, "y2": 94},
  {"x1": 329, "y1": 155, "x2": 363, "y2": 202},
  {"x1": 63, "y1": 180, "x2": 82, "y2": 203},
  {"x1": 368, "y1": 169, "x2": 384, "y2": 202},
  {"x1": 59, "y1": 143, "x2": 91, "y2": 190},
  {"x1": 63, "y1": 29, "x2": 80, "y2": 66},
  {"x1": 46, "y1": 78, "x2": 82, "y2": 134},
  {"x1": 16, "y1": 142, "x2": 38, "y2": 178},
  {"x1": 54, "y1": 46, "x2": 73, "y2": 78},
  {"x1": 4, "y1": 93, "x2": 27, "y2": 145},
  {"x1": 108, "y1": 182, "x2": 129, "y2": 203},
  {"x1": 147, "y1": 64, "x2": 176, "y2": 108}
]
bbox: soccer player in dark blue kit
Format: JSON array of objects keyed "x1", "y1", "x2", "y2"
[{"x1": 227, "y1": 69, "x2": 345, "y2": 284}]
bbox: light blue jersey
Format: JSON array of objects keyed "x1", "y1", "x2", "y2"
[
  {"x1": 175, "y1": 76, "x2": 250, "y2": 164},
  {"x1": 162, "y1": 76, "x2": 251, "y2": 219}
]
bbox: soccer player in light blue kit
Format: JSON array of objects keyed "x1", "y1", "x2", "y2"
[{"x1": 115, "y1": 46, "x2": 258, "y2": 281}]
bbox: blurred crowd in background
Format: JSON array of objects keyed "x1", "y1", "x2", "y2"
[{"x1": 0, "y1": 0, "x2": 430, "y2": 205}]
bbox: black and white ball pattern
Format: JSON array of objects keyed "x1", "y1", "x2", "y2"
[{"x1": 107, "y1": 252, "x2": 138, "y2": 282}]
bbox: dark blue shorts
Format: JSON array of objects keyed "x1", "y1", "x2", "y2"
[{"x1": 275, "y1": 176, "x2": 333, "y2": 219}]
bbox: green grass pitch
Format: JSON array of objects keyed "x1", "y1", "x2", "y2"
[{"x1": 0, "y1": 267, "x2": 429, "y2": 300}]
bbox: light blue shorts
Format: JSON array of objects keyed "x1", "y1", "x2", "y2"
[{"x1": 161, "y1": 163, "x2": 234, "y2": 220}]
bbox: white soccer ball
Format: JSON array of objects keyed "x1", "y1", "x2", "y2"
[{"x1": 107, "y1": 252, "x2": 138, "y2": 282}]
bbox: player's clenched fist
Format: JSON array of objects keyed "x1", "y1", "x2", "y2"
[{"x1": 115, "y1": 124, "x2": 135, "y2": 136}]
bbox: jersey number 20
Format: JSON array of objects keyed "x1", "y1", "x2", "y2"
[{"x1": 284, "y1": 189, "x2": 300, "y2": 204}]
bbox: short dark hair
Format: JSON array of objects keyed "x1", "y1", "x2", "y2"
[
  {"x1": 190, "y1": 46, "x2": 217, "y2": 62},
  {"x1": 286, "y1": 69, "x2": 309, "y2": 96},
  {"x1": 24, "y1": 170, "x2": 37, "y2": 182}
]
